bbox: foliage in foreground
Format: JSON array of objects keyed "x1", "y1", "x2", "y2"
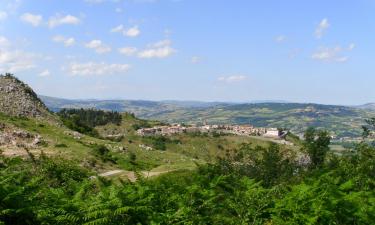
[{"x1": 1, "y1": 138, "x2": 374, "y2": 225}]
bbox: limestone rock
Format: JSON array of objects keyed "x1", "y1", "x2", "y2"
[{"x1": 0, "y1": 74, "x2": 51, "y2": 118}]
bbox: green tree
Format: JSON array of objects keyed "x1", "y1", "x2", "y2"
[
  {"x1": 362, "y1": 118, "x2": 375, "y2": 138},
  {"x1": 304, "y1": 127, "x2": 331, "y2": 169}
]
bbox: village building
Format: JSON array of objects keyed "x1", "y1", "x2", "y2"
[{"x1": 263, "y1": 128, "x2": 280, "y2": 137}]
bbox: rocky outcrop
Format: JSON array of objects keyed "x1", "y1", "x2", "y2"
[
  {"x1": 0, "y1": 123, "x2": 44, "y2": 149},
  {"x1": 0, "y1": 74, "x2": 50, "y2": 118}
]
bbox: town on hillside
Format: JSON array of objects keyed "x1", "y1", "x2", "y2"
[{"x1": 137, "y1": 123, "x2": 288, "y2": 139}]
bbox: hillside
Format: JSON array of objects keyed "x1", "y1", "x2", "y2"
[
  {"x1": 40, "y1": 96, "x2": 375, "y2": 138},
  {"x1": 1, "y1": 76, "x2": 294, "y2": 175},
  {"x1": 0, "y1": 104, "x2": 299, "y2": 176}
]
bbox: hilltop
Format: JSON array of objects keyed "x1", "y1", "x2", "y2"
[{"x1": 0, "y1": 74, "x2": 51, "y2": 118}]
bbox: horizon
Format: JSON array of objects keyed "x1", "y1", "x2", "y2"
[
  {"x1": 1, "y1": 0, "x2": 374, "y2": 105},
  {"x1": 39, "y1": 94, "x2": 373, "y2": 107}
]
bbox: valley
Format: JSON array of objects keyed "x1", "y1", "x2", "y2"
[{"x1": 41, "y1": 95, "x2": 375, "y2": 141}]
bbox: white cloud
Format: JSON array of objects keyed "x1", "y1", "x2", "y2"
[
  {"x1": 115, "y1": 8, "x2": 123, "y2": 13},
  {"x1": 85, "y1": 40, "x2": 102, "y2": 49},
  {"x1": 348, "y1": 43, "x2": 355, "y2": 51},
  {"x1": 118, "y1": 47, "x2": 138, "y2": 56},
  {"x1": 111, "y1": 25, "x2": 140, "y2": 37},
  {"x1": 150, "y1": 39, "x2": 171, "y2": 48},
  {"x1": 335, "y1": 57, "x2": 349, "y2": 62},
  {"x1": 0, "y1": 49, "x2": 37, "y2": 73},
  {"x1": 275, "y1": 35, "x2": 287, "y2": 43},
  {"x1": 67, "y1": 62, "x2": 131, "y2": 76},
  {"x1": 137, "y1": 39, "x2": 175, "y2": 59},
  {"x1": 0, "y1": 36, "x2": 10, "y2": 47},
  {"x1": 218, "y1": 75, "x2": 247, "y2": 83},
  {"x1": 52, "y1": 35, "x2": 75, "y2": 47},
  {"x1": 191, "y1": 56, "x2": 200, "y2": 64},
  {"x1": 84, "y1": 0, "x2": 106, "y2": 3},
  {"x1": 64, "y1": 38, "x2": 75, "y2": 47},
  {"x1": 133, "y1": 0, "x2": 158, "y2": 3},
  {"x1": 138, "y1": 46, "x2": 175, "y2": 59},
  {"x1": 110, "y1": 24, "x2": 124, "y2": 33},
  {"x1": 5, "y1": 0, "x2": 22, "y2": 13},
  {"x1": 312, "y1": 46, "x2": 350, "y2": 62},
  {"x1": 0, "y1": 11, "x2": 8, "y2": 21},
  {"x1": 38, "y1": 69, "x2": 50, "y2": 77},
  {"x1": 124, "y1": 26, "x2": 140, "y2": 37},
  {"x1": 0, "y1": 36, "x2": 49, "y2": 73},
  {"x1": 315, "y1": 18, "x2": 330, "y2": 39},
  {"x1": 48, "y1": 14, "x2": 80, "y2": 28},
  {"x1": 85, "y1": 40, "x2": 111, "y2": 54},
  {"x1": 20, "y1": 13, "x2": 43, "y2": 27}
]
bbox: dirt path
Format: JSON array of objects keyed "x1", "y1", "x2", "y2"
[
  {"x1": 98, "y1": 170, "x2": 124, "y2": 177},
  {"x1": 97, "y1": 169, "x2": 175, "y2": 182}
]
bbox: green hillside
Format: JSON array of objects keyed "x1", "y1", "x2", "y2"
[
  {"x1": 1, "y1": 109, "x2": 291, "y2": 176},
  {"x1": 2, "y1": 109, "x2": 374, "y2": 224}
]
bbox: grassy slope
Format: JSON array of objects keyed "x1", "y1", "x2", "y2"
[
  {"x1": 96, "y1": 113, "x2": 300, "y2": 172},
  {"x1": 1, "y1": 112, "x2": 297, "y2": 176},
  {"x1": 0, "y1": 113, "x2": 116, "y2": 171}
]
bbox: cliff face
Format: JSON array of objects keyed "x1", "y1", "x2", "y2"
[{"x1": 0, "y1": 74, "x2": 50, "y2": 118}]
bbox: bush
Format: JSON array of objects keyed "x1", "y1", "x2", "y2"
[
  {"x1": 92, "y1": 145, "x2": 117, "y2": 163},
  {"x1": 54, "y1": 143, "x2": 68, "y2": 148}
]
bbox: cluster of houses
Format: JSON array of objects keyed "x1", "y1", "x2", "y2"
[{"x1": 136, "y1": 123, "x2": 286, "y2": 138}]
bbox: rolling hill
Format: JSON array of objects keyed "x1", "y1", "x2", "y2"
[{"x1": 40, "y1": 96, "x2": 375, "y2": 138}]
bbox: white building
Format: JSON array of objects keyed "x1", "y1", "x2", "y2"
[{"x1": 264, "y1": 128, "x2": 280, "y2": 137}]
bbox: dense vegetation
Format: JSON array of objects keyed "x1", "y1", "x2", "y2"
[
  {"x1": 58, "y1": 108, "x2": 122, "y2": 137},
  {"x1": 1, "y1": 127, "x2": 374, "y2": 224}
]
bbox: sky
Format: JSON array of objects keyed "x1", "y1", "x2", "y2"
[{"x1": 0, "y1": 0, "x2": 374, "y2": 105}]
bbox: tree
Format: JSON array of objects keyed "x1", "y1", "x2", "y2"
[
  {"x1": 362, "y1": 118, "x2": 375, "y2": 138},
  {"x1": 304, "y1": 127, "x2": 331, "y2": 169}
]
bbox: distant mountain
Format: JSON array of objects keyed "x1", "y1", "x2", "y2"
[
  {"x1": 159, "y1": 100, "x2": 233, "y2": 108},
  {"x1": 354, "y1": 103, "x2": 375, "y2": 110}
]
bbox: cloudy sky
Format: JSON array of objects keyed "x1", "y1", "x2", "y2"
[{"x1": 0, "y1": 0, "x2": 374, "y2": 105}]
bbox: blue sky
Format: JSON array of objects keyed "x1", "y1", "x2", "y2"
[{"x1": 0, "y1": 0, "x2": 374, "y2": 105}]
